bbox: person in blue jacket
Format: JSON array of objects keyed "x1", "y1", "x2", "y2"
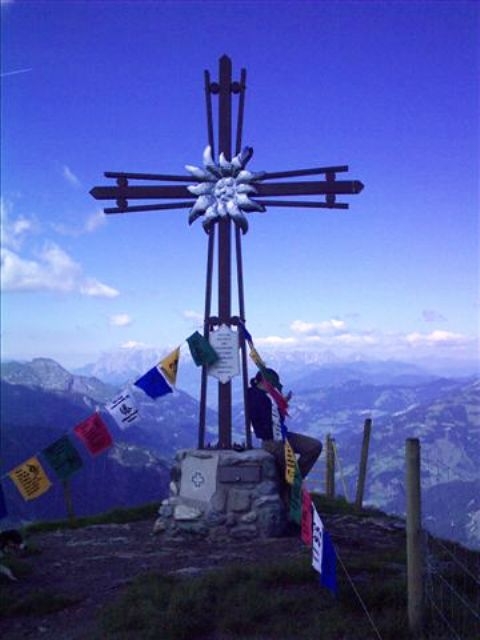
[{"x1": 247, "y1": 369, "x2": 322, "y2": 479}]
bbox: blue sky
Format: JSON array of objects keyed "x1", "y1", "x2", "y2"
[{"x1": 1, "y1": 0, "x2": 478, "y2": 372}]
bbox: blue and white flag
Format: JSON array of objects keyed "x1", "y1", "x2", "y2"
[
  {"x1": 312, "y1": 505, "x2": 337, "y2": 595},
  {"x1": 272, "y1": 403, "x2": 283, "y2": 441},
  {"x1": 312, "y1": 505, "x2": 324, "y2": 574},
  {"x1": 107, "y1": 389, "x2": 140, "y2": 428},
  {"x1": 320, "y1": 530, "x2": 337, "y2": 594},
  {"x1": 134, "y1": 365, "x2": 172, "y2": 400}
]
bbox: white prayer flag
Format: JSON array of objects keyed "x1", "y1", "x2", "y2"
[
  {"x1": 312, "y1": 505, "x2": 324, "y2": 574},
  {"x1": 272, "y1": 403, "x2": 283, "y2": 441},
  {"x1": 107, "y1": 389, "x2": 139, "y2": 429}
]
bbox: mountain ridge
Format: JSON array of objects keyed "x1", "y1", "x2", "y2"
[{"x1": 1, "y1": 356, "x2": 478, "y2": 549}]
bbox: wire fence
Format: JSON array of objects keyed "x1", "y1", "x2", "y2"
[
  {"x1": 307, "y1": 432, "x2": 480, "y2": 639},
  {"x1": 421, "y1": 447, "x2": 480, "y2": 639},
  {"x1": 424, "y1": 532, "x2": 480, "y2": 639}
]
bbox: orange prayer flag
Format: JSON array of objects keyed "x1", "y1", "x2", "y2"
[
  {"x1": 160, "y1": 347, "x2": 180, "y2": 386},
  {"x1": 9, "y1": 456, "x2": 52, "y2": 501}
]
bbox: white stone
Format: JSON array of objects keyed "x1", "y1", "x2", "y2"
[
  {"x1": 153, "y1": 518, "x2": 167, "y2": 534},
  {"x1": 180, "y1": 452, "x2": 219, "y2": 503},
  {"x1": 174, "y1": 505, "x2": 203, "y2": 521}
]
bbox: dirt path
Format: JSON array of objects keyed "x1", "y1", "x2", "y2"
[
  {"x1": 1, "y1": 513, "x2": 408, "y2": 639},
  {"x1": 1, "y1": 520, "x2": 310, "y2": 639}
]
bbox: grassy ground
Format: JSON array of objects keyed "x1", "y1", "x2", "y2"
[
  {"x1": 3, "y1": 499, "x2": 478, "y2": 639},
  {"x1": 97, "y1": 553, "x2": 409, "y2": 640},
  {"x1": 24, "y1": 502, "x2": 160, "y2": 533}
]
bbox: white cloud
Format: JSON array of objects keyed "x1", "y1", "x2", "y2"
[
  {"x1": 0, "y1": 67, "x2": 32, "y2": 78},
  {"x1": 291, "y1": 318, "x2": 346, "y2": 335},
  {"x1": 52, "y1": 209, "x2": 107, "y2": 237},
  {"x1": 1, "y1": 199, "x2": 36, "y2": 250},
  {"x1": 257, "y1": 335, "x2": 298, "y2": 346},
  {"x1": 405, "y1": 330, "x2": 468, "y2": 347},
  {"x1": 183, "y1": 309, "x2": 203, "y2": 324},
  {"x1": 110, "y1": 313, "x2": 132, "y2": 327},
  {"x1": 1, "y1": 242, "x2": 119, "y2": 298},
  {"x1": 84, "y1": 210, "x2": 107, "y2": 232},
  {"x1": 80, "y1": 279, "x2": 119, "y2": 298},
  {"x1": 1, "y1": 244, "x2": 79, "y2": 292},
  {"x1": 121, "y1": 340, "x2": 149, "y2": 349},
  {"x1": 253, "y1": 317, "x2": 476, "y2": 364},
  {"x1": 63, "y1": 165, "x2": 81, "y2": 188},
  {"x1": 303, "y1": 333, "x2": 377, "y2": 346}
]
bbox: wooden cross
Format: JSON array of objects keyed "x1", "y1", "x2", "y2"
[{"x1": 90, "y1": 55, "x2": 364, "y2": 450}]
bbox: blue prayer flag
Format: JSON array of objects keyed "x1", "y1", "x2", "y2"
[
  {"x1": 134, "y1": 365, "x2": 172, "y2": 399},
  {"x1": 239, "y1": 322, "x2": 253, "y2": 345},
  {"x1": 320, "y1": 530, "x2": 337, "y2": 595}
]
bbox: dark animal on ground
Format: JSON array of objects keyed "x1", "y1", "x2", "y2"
[{"x1": 0, "y1": 529, "x2": 26, "y2": 581}]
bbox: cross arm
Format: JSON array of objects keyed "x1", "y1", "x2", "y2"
[
  {"x1": 254, "y1": 180, "x2": 364, "y2": 197},
  {"x1": 90, "y1": 184, "x2": 193, "y2": 200},
  {"x1": 90, "y1": 180, "x2": 363, "y2": 203}
]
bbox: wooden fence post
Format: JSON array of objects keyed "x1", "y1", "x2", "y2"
[
  {"x1": 325, "y1": 434, "x2": 335, "y2": 499},
  {"x1": 62, "y1": 479, "x2": 76, "y2": 524},
  {"x1": 406, "y1": 437, "x2": 424, "y2": 638},
  {"x1": 355, "y1": 418, "x2": 372, "y2": 510}
]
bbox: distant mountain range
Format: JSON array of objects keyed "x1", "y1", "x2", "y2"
[
  {"x1": 1, "y1": 354, "x2": 479, "y2": 550},
  {"x1": 0, "y1": 358, "x2": 215, "y2": 526}
]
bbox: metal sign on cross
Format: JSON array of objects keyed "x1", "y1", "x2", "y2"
[{"x1": 90, "y1": 55, "x2": 364, "y2": 451}]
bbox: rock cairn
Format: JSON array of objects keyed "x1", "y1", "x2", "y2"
[{"x1": 154, "y1": 448, "x2": 287, "y2": 540}]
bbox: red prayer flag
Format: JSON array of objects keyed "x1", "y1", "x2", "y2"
[
  {"x1": 73, "y1": 413, "x2": 113, "y2": 456},
  {"x1": 262, "y1": 378, "x2": 289, "y2": 418},
  {"x1": 301, "y1": 488, "x2": 313, "y2": 546}
]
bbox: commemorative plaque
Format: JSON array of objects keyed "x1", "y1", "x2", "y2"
[{"x1": 208, "y1": 324, "x2": 240, "y2": 384}]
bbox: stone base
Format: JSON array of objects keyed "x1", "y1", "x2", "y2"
[{"x1": 154, "y1": 448, "x2": 287, "y2": 540}]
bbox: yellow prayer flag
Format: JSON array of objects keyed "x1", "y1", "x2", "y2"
[
  {"x1": 284, "y1": 440, "x2": 297, "y2": 486},
  {"x1": 9, "y1": 456, "x2": 52, "y2": 501},
  {"x1": 160, "y1": 347, "x2": 180, "y2": 386},
  {"x1": 249, "y1": 346, "x2": 266, "y2": 368}
]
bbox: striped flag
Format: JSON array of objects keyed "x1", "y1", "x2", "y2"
[{"x1": 312, "y1": 504, "x2": 337, "y2": 595}]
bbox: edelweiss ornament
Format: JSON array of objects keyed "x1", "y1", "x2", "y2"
[{"x1": 186, "y1": 145, "x2": 265, "y2": 234}]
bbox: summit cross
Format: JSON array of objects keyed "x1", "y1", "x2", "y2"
[{"x1": 90, "y1": 55, "x2": 364, "y2": 450}]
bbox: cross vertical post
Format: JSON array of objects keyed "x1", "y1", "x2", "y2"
[{"x1": 217, "y1": 54, "x2": 233, "y2": 449}]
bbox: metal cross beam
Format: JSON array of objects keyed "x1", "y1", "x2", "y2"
[
  {"x1": 90, "y1": 55, "x2": 364, "y2": 450},
  {"x1": 90, "y1": 174, "x2": 363, "y2": 212}
]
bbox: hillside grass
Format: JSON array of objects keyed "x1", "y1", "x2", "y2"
[
  {"x1": 24, "y1": 501, "x2": 160, "y2": 533},
  {"x1": 3, "y1": 499, "x2": 478, "y2": 639},
  {"x1": 97, "y1": 553, "x2": 410, "y2": 640}
]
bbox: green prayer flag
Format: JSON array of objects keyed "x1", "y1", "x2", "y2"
[
  {"x1": 289, "y1": 466, "x2": 303, "y2": 525},
  {"x1": 42, "y1": 435, "x2": 83, "y2": 481},
  {"x1": 186, "y1": 331, "x2": 219, "y2": 367}
]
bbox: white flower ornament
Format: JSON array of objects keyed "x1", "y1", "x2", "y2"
[{"x1": 186, "y1": 146, "x2": 265, "y2": 234}]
